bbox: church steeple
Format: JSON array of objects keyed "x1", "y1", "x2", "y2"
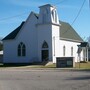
[{"x1": 38, "y1": 4, "x2": 59, "y2": 25}]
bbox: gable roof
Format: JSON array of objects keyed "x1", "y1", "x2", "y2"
[
  {"x1": 3, "y1": 22, "x2": 25, "y2": 40},
  {"x1": 60, "y1": 21, "x2": 83, "y2": 42},
  {"x1": 3, "y1": 13, "x2": 83, "y2": 42},
  {"x1": 33, "y1": 12, "x2": 39, "y2": 19}
]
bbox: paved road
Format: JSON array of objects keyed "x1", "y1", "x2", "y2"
[{"x1": 0, "y1": 68, "x2": 90, "y2": 90}]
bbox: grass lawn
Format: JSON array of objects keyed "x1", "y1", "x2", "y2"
[
  {"x1": 0, "y1": 63, "x2": 56, "y2": 68},
  {"x1": 75, "y1": 62, "x2": 90, "y2": 69},
  {"x1": 0, "y1": 62, "x2": 90, "y2": 69},
  {"x1": 28, "y1": 64, "x2": 56, "y2": 68}
]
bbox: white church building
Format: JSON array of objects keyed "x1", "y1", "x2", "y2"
[{"x1": 3, "y1": 4, "x2": 85, "y2": 64}]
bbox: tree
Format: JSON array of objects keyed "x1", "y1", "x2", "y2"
[
  {"x1": 0, "y1": 43, "x2": 3, "y2": 51},
  {"x1": 87, "y1": 36, "x2": 90, "y2": 47}
]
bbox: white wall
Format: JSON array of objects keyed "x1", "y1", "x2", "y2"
[
  {"x1": 52, "y1": 39, "x2": 82, "y2": 63},
  {"x1": 37, "y1": 24, "x2": 52, "y2": 62},
  {"x1": 37, "y1": 4, "x2": 60, "y2": 63},
  {"x1": 3, "y1": 12, "x2": 38, "y2": 63},
  {"x1": 51, "y1": 24, "x2": 60, "y2": 63},
  {"x1": 3, "y1": 5, "x2": 83, "y2": 64}
]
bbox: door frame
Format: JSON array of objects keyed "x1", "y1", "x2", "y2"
[{"x1": 41, "y1": 49, "x2": 49, "y2": 61}]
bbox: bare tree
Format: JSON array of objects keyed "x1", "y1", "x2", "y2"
[
  {"x1": 0, "y1": 38, "x2": 3, "y2": 51},
  {"x1": 87, "y1": 36, "x2": 90, "y2": 46}
]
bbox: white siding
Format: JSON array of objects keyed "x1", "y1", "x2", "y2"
[
  {"x1": 51, "y1": 24, "x2": 60, "y2": 63},
  {"x1": 51, "y1": 38, "x2": 83, "y2": 63},
  {"x1": 3, "y1": 4, "x2": 83, "y2": 64},
  {"x1": 37, "y1": 24, "x2": 52, "y2": 62},
  {"x1": 3, "y1": 12, "x2": 38, "y2": 63}
]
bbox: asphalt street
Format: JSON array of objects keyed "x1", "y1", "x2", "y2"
[{"x1": 0, "y1": 68, "x2": 90, "y2": 90}]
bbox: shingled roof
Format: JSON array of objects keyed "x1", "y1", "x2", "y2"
[
  {"x1": 3, "y1": 22, "x2": 25, "y2": 40},
  {"x1": 60, "y1": 21, "x2": 83, "y2": 42},
  {"x1": 3, "y1": 13, "x2": 83, "y2": 42}
]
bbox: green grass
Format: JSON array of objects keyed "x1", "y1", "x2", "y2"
[
  {"x1": 75, "y1": 62, "x2": 90, "y2": 69},
  {"x1": 0, "y1": 63, "x2": 56, "y2": 68},
  {"x1": 0, "y1": 62, "x2": 90, "y2": 69},
  {"x1": 21, "y1": 63, "x2": 56, "y2": 68}
]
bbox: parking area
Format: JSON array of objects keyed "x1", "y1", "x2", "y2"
[{"x1": 0, "y1": 69, "x2": 90, "y2": 90}]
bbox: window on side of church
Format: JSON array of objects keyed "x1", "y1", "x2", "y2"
[
  {"x1": 18, "y1": 42, "x2": 26, "y2": 57},
  {"x1": 18, "y1": 44, "x2": 21, "y2": 56},
  {"x1": 71, "y1": 47, "x2": 73, "y2": 56},
  {"x1": 52, "y1": 9, "x2": 57, "y2": 23},
  {"x1": 55, "y1": 10, "x2": 57, "y2": 23},
  {"x1": 52, "y1": 10, "x2": 54, "y2": 21},
  {"x1": 42, "y1": 41, "x2": 48, "y2": 48},
  {"x1": 63, "y1": 46, "x2": 65, "y2": 56}
]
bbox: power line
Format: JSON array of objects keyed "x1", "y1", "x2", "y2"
[
  {"x1": 0, "y1": 0, "x2": 67, "y2": 22},
  {"x1": 62, "y1": 0, "x2": 86, "y2": 35},
  {"x1": 0, "y1": 11, "x2": 29, "y2": 21},
  {"x1": 0, "y1": 0, "x2": 74, "y2": 21},
  {"x1": 0, "y1": 0, "x2": 66, "y2": 22},
  {"x1": 0, "y1": 12, "x2": 29, "y2": 21},
  {"x1": 71, "y1": 0, "x2": 86, "y2": 25},
  {"x1": 0, "y1": 0, "x2": 86, "y2": 25}
]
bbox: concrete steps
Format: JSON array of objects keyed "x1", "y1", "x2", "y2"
[{"x1": 45, "y1": 61, "x2": 53, "y2": 66}]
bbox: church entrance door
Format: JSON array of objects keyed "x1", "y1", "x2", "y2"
[{"x1": 42, "y1": 50, "x2": 49, "y2": 61}]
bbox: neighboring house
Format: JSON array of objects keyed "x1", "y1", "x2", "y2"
[
  {"x1": 0, "y1": 50, "x2": 3, "y2": 63},
  {"x1": 3, "y1": 4, "x2": 85, "y2": 64}
]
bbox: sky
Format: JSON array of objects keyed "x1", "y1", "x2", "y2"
[{"x1": 0, "y1": 0, "x2": 90, "y2": 41}]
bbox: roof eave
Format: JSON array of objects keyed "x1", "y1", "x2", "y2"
[{"x1": 60, "y1": 37, "x2": 83, "y2": 43}]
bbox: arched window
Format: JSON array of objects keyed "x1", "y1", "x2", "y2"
[
  {"x1": 71, "y1": 47, "x2": 73, "y2": 56},
  {"x1": 42, "y1": 41, "x2": 49, "y2": 61},
  {"x1": 63, "y1": 46, "x2": 65, "y2": 56},
  {"x1": 42, "y1": 41, "x2": 48, "y2": 48},
  {"x1": 18, "y1": 42, "x2": 26, "y2": 56}
]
